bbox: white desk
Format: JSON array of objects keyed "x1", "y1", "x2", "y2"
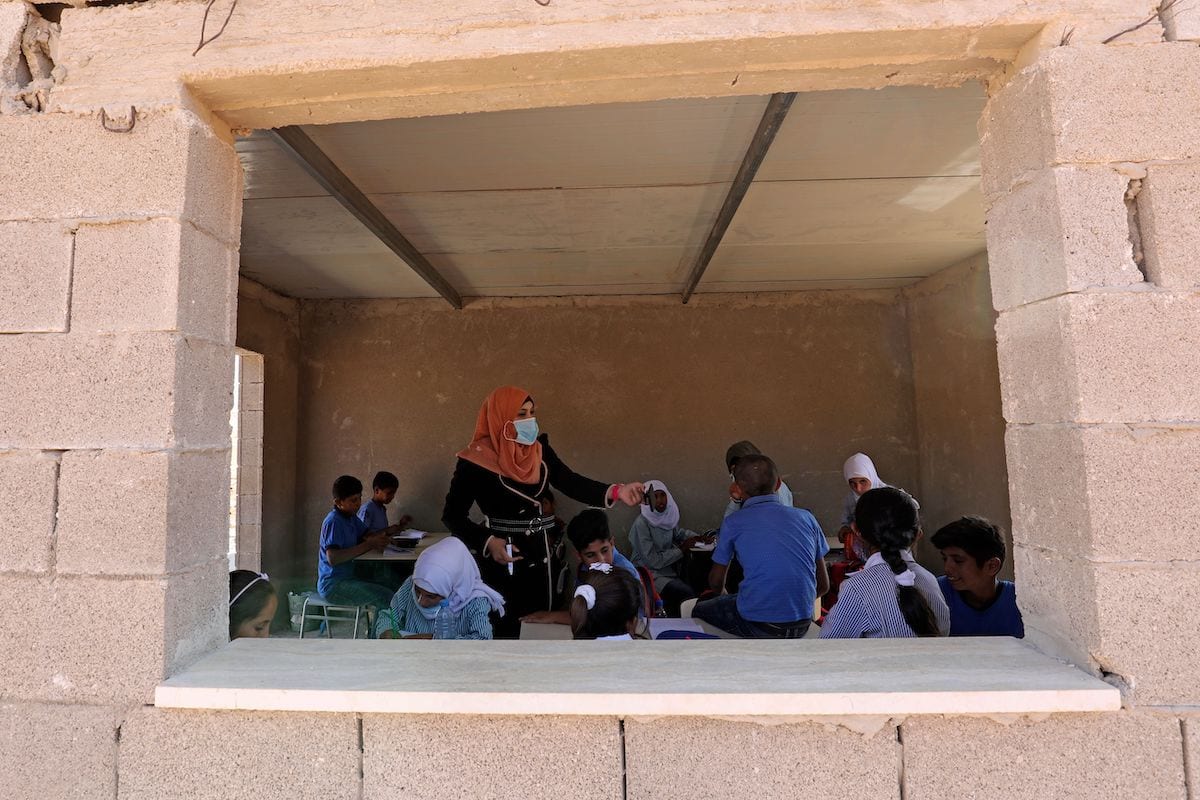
[{"x1": 357, "y1": 532, "x2": 451, "y2": 563}]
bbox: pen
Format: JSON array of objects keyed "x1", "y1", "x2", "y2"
[{"x1": 506, "y1": 541, "x2": 514, "y2": 576}]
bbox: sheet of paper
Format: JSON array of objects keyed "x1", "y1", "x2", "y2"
[
  {"x1": 689, "y1": 541, "x2": 716, "y2": 552},
  {"x1": 649, "y1": 618, "x2": 706, "y2": 638},
  {"x1": 383, "y1": 545, "x2": 415, "y2": 555},
  {"x1": 397, "y1": 529, "x2": 427, "y2": 540}
]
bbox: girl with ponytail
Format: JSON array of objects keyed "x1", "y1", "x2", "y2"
[
  {"x1": 820, "y1": 487, "x2": 949, "y2": 639},
  {"x1": 570, "y1": 563, "x2": 643, "y2": 640}
]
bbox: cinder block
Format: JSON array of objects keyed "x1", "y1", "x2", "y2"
[
  {"x1": 238, "y1": 408, "x2": 264, "y2": 439},
  {"x1": 996, "y1": 292, "x2": 1200, "y2": 424},
  {"x1": 1138, "y1": 163, "x2": 1200, "y2": 290},
  {"x1": 985, "y1": 166, "x2": 1142, "y2": 311},
  {"x1": 0, "y1": 332, "x2": 233, "y2": 450},
  {"x1": 625, "y1": 716, "x2": 898, "y2": 800},
  {"x1": 0, "y1": 450, "x2": 58, "y2": 573},
  {"x1": 0, "y1": 110, "x2": 240, "y2": 242},
  {"x1": 0, "y1": 563, "x2": 224, "y2": 703},
  {"x1": 118, "y1": 707, "x2": 359, "y2": 800},
  {"x1": 902, "y1": 712, "x2": 1185, "y2": 800},
  {"x1": 1006, "y1": 424, "x2": 1200, "y2": 562},
  {"x1": 1092, "y1": 563, "x2": 1200, "y2": 706},
  {"x1": 363, "y1": 714, "x2": 620, "y2": 800},
  {"x1": 56, "y1": 449, "x2": 230, "y2": 575},
  {"x1": 1185, "y1": 718, "x2": 1200, "y2": 790},
  {"x1": 0, "y1": 701, "x2": 119, "y2": 800},
  {"x1": 72, "y1": 219, "x2": 237, "y2": 343},
  {"x1": 1011, "y1": 545, "x2": 1100, "y2": 673},
  {"x1": 0, "y1": 221, "x2": 74, "y2": 332},
  {"x1": 240, "y1": 378, "x2": 264, "y2": 411},
  {"x1": 981, "y1": 44, "x2": 1200, "y2": 199}
]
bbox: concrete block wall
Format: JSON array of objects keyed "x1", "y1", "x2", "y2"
[
  {"x1": 982, "y1": 42, "x2": 1200, "y2": 705},
  {"x1": 0, "y1": 103, "x2": 241, "y2": 790},
  {"x1": 97, "y1": 709, "x2": 1192, "y2": 800}
]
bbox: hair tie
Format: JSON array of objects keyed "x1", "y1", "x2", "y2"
[
  {"x1": 229, "y1": 572, "x2": 269, "y2": 608},
  {"x1": 574, "y1": 584, "x2": 597, "y2": 610},
  {"x1": 588, "y1": 562, "x2": 613, "y2": 574},
  {"x1": 894, "y1": 569, "x2": 916, "y2": 587}
]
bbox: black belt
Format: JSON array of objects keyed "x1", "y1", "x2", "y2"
[
  {"x1": 750, "y1": 618, "x2": 812, "y2": 639},
  {"x1": 486, "y1": 515, "x2": 557, "y2": 536}
]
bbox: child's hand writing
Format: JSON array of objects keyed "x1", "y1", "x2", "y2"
[{"x1": 365, "y1": 530, "x2": 390, "y2": 552}]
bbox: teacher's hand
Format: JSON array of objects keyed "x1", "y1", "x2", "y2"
[
  {"x1": 486, "y1": 537, "x2": 523, "y2": 565},
  {"x1": 617, "y1": 482, "x2": 646, "y2": 506}
]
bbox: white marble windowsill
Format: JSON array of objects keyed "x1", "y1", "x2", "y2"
[{"x1": 155, "y1": 637, "x2": 1119, "y2": 717}]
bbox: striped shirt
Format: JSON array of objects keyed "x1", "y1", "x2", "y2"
[
  {"x1": 820, "y1": 553, "x2": 950, "y2": 639},
  {"x1": 375, "y1": 577, "x2": 495, "y2": 639}
]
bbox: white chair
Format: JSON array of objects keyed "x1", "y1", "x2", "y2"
[
  {"x1": 679, "y1": 597, "x2": 698, "y2": 619},
  {"x1": 298, "y1": 595, "x2": 364, "y2": 639}
]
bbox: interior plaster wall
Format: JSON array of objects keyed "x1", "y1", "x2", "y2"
[
  {"x1": 234, "y1": 279, "x2": 302, "y2": 586},
  {"x1": 292, "y1": 291, "x2": 921, "y2": 565},
  {"x1": 905, "y1": 253, "x2": 1013, "y2": 574}
]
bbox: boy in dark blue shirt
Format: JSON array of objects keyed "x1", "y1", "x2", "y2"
[
  {"x1": 694, "y1": 454, "x2": 829, "y2": 639},
  {"x1": 318, "y1": 475, "x2": 394, "y2": 636},
  {"x1": 931, "y1": 516, "x2": 1024, "y2": 638}
]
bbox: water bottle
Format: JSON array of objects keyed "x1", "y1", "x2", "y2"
[
  {"x1": 433, "y1": 600, "x2": 456, "y2": 640},
  {"x1": 653, "y1": 599, "x2": 668, "y2": 618}
]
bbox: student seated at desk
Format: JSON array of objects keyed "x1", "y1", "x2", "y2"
[
  {"x1": 837, "y1": 453, "x2": 891, "y2": 564},
  {"x1": 821, "y1": 487, "x2": 949, "y2": 639},
  {"x1": 694, "y1": 455, "x2": 829, "y2": 639},
  {"x1": 571, "y1": 563, "x2": 642, "y2": 640},
  {"x1": 317, "y1": 475, "x2": 394, "y2": 636},
  {"x1": 377, "y1": 537, "x2": 505, "y2": 639},
  {"x1": 722, "y1": 440, "x2": 794, "y2": 517},
  {"x1": 358, "y1": 470, "x2": 414, "y2": 534},
  {"x1": 521, "y1": 509, "x2": 644, "y2": 626},
  {"x1": 931, "y1": 516, "x2": 1024, "y2": 638},
  {"x1": 629, "y1": 480, "x2": 709, "y2": 616}
]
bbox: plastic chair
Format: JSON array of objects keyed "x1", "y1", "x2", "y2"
[{"x1": 298, "y1": 595, "x2": 364, "y2": 639}]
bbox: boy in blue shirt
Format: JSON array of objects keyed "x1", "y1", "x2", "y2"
[
  {"x1": 318, "y1": 475, "x2": 394, "y2": 636},
  {"x1": 357, "y1": 470, "x2": 413, "y2": 533},
  {"x1": 931, "y1": 516, "x2": 1024, "y2": 638},
  {"x1": 695, "y1": 454, "x2": 829, "y2": 639}
]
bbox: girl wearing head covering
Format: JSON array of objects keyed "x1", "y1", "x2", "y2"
[
  {"x1": 442, "y1": 386, "x2": 646, "y2": 638},
  {"x1": 820, "y1": 487, "x2": 949, "y2": 639},
  {"x1": 628, "y1": 480, "x2": 710, "y2": 615},
  {"x1": 376, "y1": 537, "x2": 505, "y2": 639},
  {"x1": 837, "y1": 453, "x2": 891, "y2": 563}
]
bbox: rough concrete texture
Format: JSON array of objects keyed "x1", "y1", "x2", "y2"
[
  {"x1": 902, "y1": 712, "x2": 1186, "y2": 800},
  {"x1": 625, "y1": 716, "x2": 899, "y2": 800},
  {"x1": 904, "y1": 254, "x2": 1011, "y2": 574},
  {"x1": 235, "y1": 279, "x2": 303, "y2": 600},
  {"x1": 363, "y1": 714, "x2": 620, "y2": 800},
  {"x1": 55, "y1": 448, "x2": 230, "y2": 575},
  {"x1": 0, "y1": 2, "x2": 28, "y2": 115},
  {"x1": 0, "y1": 450, "x2": 58, "y2": 573},
  {"x1": 72, "y1": 219, "x2": 237, "y2": 344},
  {"x1": 1006, "y1": 424, "x2": 1200, "y2": 562},
  {"x1": 118, "y1": 707, "x2": 360, "y2": 800},
  {"x1": 49, "y1": 0, "x2": 1151, "y2": 127},
  {"x1": 0, "y1": 332, "x2": 232, "y2": 450},
  {"x1": 985, "y1": 165, "x2": 1142, "y2": 311},
  {"x1": 1011, "y1": 545, "x2": 1101, "y2": 673},
  {"x1": 0, "y1": 562, "x2": 224, "y2": 704},
  {"x1": 0, "y1": 110, "x2": 240, "y2": 241},
  {"x1": 1091, "y1": 563, "x2": 1200, "y2": 706},
  {"x1": 0, "y1": 221, "x2": 74, "y2": 332},
  {"x1": 294, "y1": 292, "x2": 922, "y2": 558},
  {"x1": 996, "y1": 291, "x2": 1200, "y2": 424},
  {"x1": 981, "y1": 43, "x2": 1200, "y2": 199},
  {"x1": 1137, "y1": 163, "x2": 1200, "y2": 290},
  {"x1": 1185, "y1": 718, "x2": 1200, "y2": 791},
  {"x1": 0, "y1": 701, "x2": 119, "y2": 800}
]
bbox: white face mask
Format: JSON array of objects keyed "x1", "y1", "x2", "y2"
[{"x1": 415, "y1": 590, "x2": 445, "y2": 620}]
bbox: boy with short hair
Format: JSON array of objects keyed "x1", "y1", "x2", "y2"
[
  {"x1": 358, "y1": 470, "x2": 413, "y2": 533},
  {"x1": 930, "y1": 516, "x2": 1024, "y2": 638},
  {"x1": 520, "y1": 508, "x2": 644, "y2": 625},
  {"x1": 695, "y1": 454, "x2": 830, "y2": 639},
  {"x1": 318, "y1": 475, "x2": 394, "y2": 636}
]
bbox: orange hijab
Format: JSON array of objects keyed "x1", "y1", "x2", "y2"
[{"x1": 456, "y1": 386, "x2": 544, "y2": 484}]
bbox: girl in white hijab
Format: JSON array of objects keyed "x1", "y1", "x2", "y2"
[
  {"x1": 376, "y1": 537, "x2": 505, "y2": 639},
  {"x1": 838, "y1": 453, "x2": 890, "y2": 564},
  {"x1": 629, "y1": 480, "x2": 710, "y2": 615}
]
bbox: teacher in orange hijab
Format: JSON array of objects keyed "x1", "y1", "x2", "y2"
[{"x1": 442, "y1": 386, "x2": 645, "y2": 638}]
